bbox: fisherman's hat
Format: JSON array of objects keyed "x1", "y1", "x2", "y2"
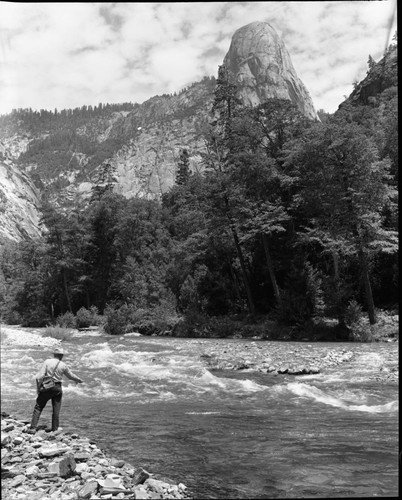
[{"x1": 53, "y1": 346, "x2": 64, "y2": 355}]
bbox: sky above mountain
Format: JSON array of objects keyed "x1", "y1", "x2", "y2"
[{"x1": 0, "y1": 1, "x2": 397, "y2": 115}]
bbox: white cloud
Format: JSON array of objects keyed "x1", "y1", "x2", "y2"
[{"x1": 0, "y1": 1, "x2": 397, "y2": 115}]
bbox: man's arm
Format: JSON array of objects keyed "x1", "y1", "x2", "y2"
[{"x1": 64, "y1": 366, "x2": 83, "y2": 383}]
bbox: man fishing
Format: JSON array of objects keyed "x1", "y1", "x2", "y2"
[{"x1": 25, "y1": 346, "x2": 83, "y2": 434}]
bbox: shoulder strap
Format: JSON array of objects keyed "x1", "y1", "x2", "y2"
[{"x1": 49, "y1": 359, "x2": 61, "y2": 379}]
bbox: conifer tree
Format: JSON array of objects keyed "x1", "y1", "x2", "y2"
[{"x1": 176, "y1": 149, "x2": 190, "y2": 186}]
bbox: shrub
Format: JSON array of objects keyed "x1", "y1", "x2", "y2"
[
  {"x1": 76, "y1": 307, "x2": 93, "y2": 329},
  {"x1": 89, "y1": 305, "x2": 102, "y2": 326},
  {"x1": 43, "y1": 326, "x2": 74, "y2": 341},
  {"x1": 56, "y1": 311, "x2": 77, "y2": 328},
  {"x1": 172, "y1": 309, "x2": 210, "y2": 337},
  {"x1": 344, "y1": 300, "x2": 376, "y2": 342},
  {"x1": 3, "y1": 310, "x2": 22, "y2": 325},
  {"x1": 103, "y1": 304, "x2": 135, "y2": 335},
  {"x1": 348, "y1": 319, "x2": 376, "y2": 342},
  {"x1": 21, "y1": 307, "x2": 50, "y2": 327},
  {"x1": 344, "y1": 299, "x2": 363, "y2": 327},
  {"x1": 103, "y1": 298, "x2": 180, "y2": 337}
]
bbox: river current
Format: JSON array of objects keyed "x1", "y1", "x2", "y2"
[{"x1": 1, "y1": 331, "x2": 398, "y2": 498}]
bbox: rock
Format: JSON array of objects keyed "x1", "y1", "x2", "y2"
[
  {"x1": 146, "y1": 478, "x2": 171, "y2": 494},
  {"x1": 77, "y1": 480, "x2": 98, "y2": 499},
  {"x1": 91, "y1": 463, "x2": 104, "y2": 474},
  {"x1": 110, "y1": 458, "x2": 125, "y2": 468},
  {"x1": 8, "y1": 473, "x2": 26, "y2": 487},
  {"x1": 62, "y1": 479, "x2": 81, "y2": 492},
  {"x1": 74, "y1": 452, "x2": 91, "y2": 462},
  {"x1": 223, "y1": 21, "x2": 319, "y2": 120},
  {"x1": 48, "y1": 455, "x2": 76, "y2": 477},
  {"x1": 80, "y1": 471, "x2": 96, "y2": 481},
  {"x1": 37, "y1": 471, "x2": 59, "y2": 479},
  {"x1": 1, "y1": 432, "x2": 12, "y2": 446},
  {"x1": 39, "y1": 445, "x2": 72, "y2": 457},
  {"x1": 25, "y1": 465, "x2": 40, "y2": 477},
  {"x1": 134, "y1": 486, "x2": 150, "y2": 499},
  {"x1": 75, "y1": 462, "x2": 89, "y2": 474},
  {"x1": 309, "y1": 366, "x2": 320, "y2": 374},
  {"x1": 132, "y1": 467, "x2": 151, "y2": 485},
  {"x1": 277, "y1": 365, "x2": 289, "y2": 374}
]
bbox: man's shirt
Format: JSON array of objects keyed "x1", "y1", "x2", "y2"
[{"x1": 36, "y1": 358, "x2": 77, "y2": 383}]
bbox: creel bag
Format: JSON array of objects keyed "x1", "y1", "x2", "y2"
[{"x1": 41, "y1": 376, "x2": 56, "y2": 391}]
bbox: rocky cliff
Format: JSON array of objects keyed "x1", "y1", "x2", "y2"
[
  {"x1": 223, "y1": 21, "x2": 319, "y2": 120},
  {"x1": 339, "y1": 43, "x2": 397, "y2": 108},
  {"x1": 0, "y1": 159, "x2": 42, "y2": 241}
]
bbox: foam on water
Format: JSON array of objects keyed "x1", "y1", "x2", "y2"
[
  {"x1": 287, "y1": 382, "x2": 398, "y2": 413},
  {"x1": 185, "y1": 411, "x2": 222, "y2": 415},
  {"x1": 76, "y1": 343, "x2": 270, "y2": 400}
]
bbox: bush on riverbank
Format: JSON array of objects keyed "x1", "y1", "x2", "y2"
[
  {"x1": 103, "y1": 302, "x2": 179, "y2": 336},
  {"x1": 171, "y1": 313, "x2": 291, "y2": 339},
  {"x1": 56, "y1": 311, "x2": 76, "y2": 328},
  {"x1": 56, "y1": 307, "x2": 102, "y2": 329},
  {"x1": 43, "y1": 325, "x2": 75, "y2": 341},
  {"x1": 21, "y1": 307, "x2": 51, "y2": 328}
]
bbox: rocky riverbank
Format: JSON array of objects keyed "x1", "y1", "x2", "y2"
[
  {"x1": 0, "y1": 326, "x2": 61, "y2": 348},
  {"x1": 193, "y1": 337, "x2": 398, "y2": 383},
  {"x1": 1, "y1": 413, "x2": 191, "y2": 500}
]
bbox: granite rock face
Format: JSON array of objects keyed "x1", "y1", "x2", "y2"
[
  {"x1": 223, "y1": 21, "x2": 319, "y2": 120},
  {"x1": 0, "y1": 159, "x2": 42, "y2": 242}
]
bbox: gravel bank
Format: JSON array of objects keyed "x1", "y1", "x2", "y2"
[
  {"x1": 1, "y1": 413, "x2": 191, "y2": 500},
  {"x1": 192, "y1": 337, "x2": 398, "y2": 383},
  {"x1": 1, "y1": 326, "x2": 61, "y2": 349}
]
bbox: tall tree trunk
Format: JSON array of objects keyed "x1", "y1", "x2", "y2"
[
  {"x1": 228, "y1": 259, "x2": 243, "y2": 308},
  {"x1": 262, "y1": 233, "x2": 280, "y2": 304},
  {"x1": 358, "y1": 247, "x2": 376, "y2": 325},
  {"x1": 62, "y1": 267, "x2": 72, "y2": 312},
  {"x1": 226, "y1": 215, "x2": 255, "y2": 316},
  {"x1": 331, "y1": 249, "x2": 344, "y2": 326}
]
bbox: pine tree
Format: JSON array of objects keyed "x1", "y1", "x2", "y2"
[
  {"x1": 176, "y1": 149, "x2": 190, "y2": 186},
  {"x1": 90, "y1": 162, "x2": 117, "y2": 202}
]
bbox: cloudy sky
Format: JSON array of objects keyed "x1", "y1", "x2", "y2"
[{"x1": 0, "y1": 1, "x2": 397, "y2": 116}]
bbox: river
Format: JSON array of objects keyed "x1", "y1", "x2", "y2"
[{"x1": 1, "y1": 330, "x2": 398, "y2": 498}]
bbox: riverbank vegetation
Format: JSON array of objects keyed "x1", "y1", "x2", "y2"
[{"x1": 0, "y1": 45, "x2": 398, "y2": 342}]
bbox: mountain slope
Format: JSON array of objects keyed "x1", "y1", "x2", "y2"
[{"x1": 0, "y1": 21, "x2": 323, "y2": 241}]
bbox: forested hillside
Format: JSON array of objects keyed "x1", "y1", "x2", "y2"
[
  {"x1": 0, "y1": 41, "x2": 398, "y2": 340},
  {"x1": 0, "y1": 77, "x2": 217, "y2": 202}
]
